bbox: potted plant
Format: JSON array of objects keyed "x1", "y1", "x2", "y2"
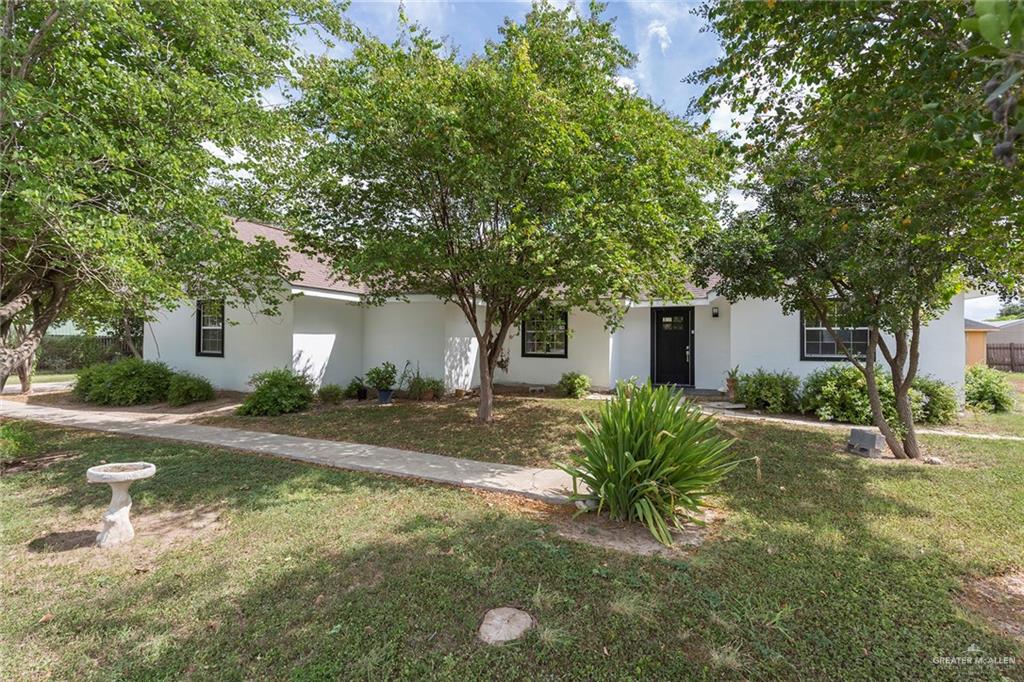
[
  {"x1": 366, "y1": 362, "x2": 397, "y2": 404},
  {"x1": 725, "y1": 365, "x2": 740, "y2": 401}
]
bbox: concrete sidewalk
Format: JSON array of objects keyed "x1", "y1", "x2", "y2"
[
  {"x1": 0, "y1": 401, "x2": 574, "y2": 504},
  {"x1": 1, "y1": 381, "x2": 73, "y2": 395}
]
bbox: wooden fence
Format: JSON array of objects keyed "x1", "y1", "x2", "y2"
[{"x1": 987, "y1": 343, "x2": 1024, "y2": 372}]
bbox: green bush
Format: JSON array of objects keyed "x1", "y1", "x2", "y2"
[
  {"x1": 237, "y1": 368, "x2": 314, "y2": 416},
  {"x1": 317, "y1": 383, "x2": 345, "y2": 404},
  {"x1": 365, "y1": 362, "x2": 397, "y2": 391},
  {"x1": 73, "y1": 358, "x2": 173, "y2": 406},
  {"x1": 965, "y1": 365, "x2": 1015, "y2": 413},
  {"x1": 37, "y1": 335, "x2": 125, "y2": 371},
  {"x1": 560, "y1": 381, "x2": 736, "y2": 546},
  {"x1": 167, "y1": 372, "x2": 215, "y2": 407},
  {"x1": 912, "y1": 376, "x2": 958, "y2": 425},
  {"x1": 343, "y1": 376, "x2": 366, "y2": 399},
  {"x1": 407, "y1": 375, "x2": 444, "y2": 400},
  {"x1": 736, "y1": 369, "x2": 800, "y2": 413},
  {"x1": 800, "y1": 365, "x2": 944, "y2": 426},
  {"x1": 557, "y1": 372, "x2": 591, "y2": 398}
]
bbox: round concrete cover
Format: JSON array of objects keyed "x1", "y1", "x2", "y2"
[{"x1": 477, "y1": 607, "x2": 535, "y2": 644}]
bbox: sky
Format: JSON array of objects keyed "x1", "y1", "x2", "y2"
[{"x1": 287, "y1": 0, "x2": 1009, "y2": 320}]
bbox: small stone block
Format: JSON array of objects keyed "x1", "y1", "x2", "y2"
[
  {"x1": 478, "y1": 607, "x2": 535, "y2": 644},
  {"x1": 846, "y1": 428, "x2": 886, "y2": 458},
  {"x1": 528, "y1": 386, "x2": 545, "y2": 394}
]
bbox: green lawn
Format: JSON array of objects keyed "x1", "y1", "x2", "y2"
[
  {"x1": 952, "y1": 372, "x2": 1024, "y2": 438},
  {"x1": 202, "y1": 396, "x2": 596, "y2": 468},
  {"x1": 2, "y1": 419, "x2": 1022, "y2": 680},
  {"x1": 31, "y1": 371, "x2": 78, "y2": 384}
]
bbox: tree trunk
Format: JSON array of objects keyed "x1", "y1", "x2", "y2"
[
  {"x1": 477, "y1": 341, "x2": 494, "y2": 423},
  {"x1": 0, "y1": 280, "x2": 66, "y2": 389},
  {"x1": 894, "y1": 386, "x2": 921, "y2": 459},
  {"x1": 863, "y1": 356, "x2": 908, "y2": 459},
  {"x1": 123, "y1": 316, "x2": 142, "y2": 359}
]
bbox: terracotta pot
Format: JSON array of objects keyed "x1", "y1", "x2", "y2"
[{"x1": 726, "y1": 378, "x2": 738, "y2": 401}]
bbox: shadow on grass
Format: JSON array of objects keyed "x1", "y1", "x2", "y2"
[
  {"x1": 29, "y1": 508, "x2": 1023, "y2": 680},
  {"x1": 5, "y1": 420, "x2": 1023, "y2": 678},
  {"x1": 1, "y1": 421, "x2": 405, "y2": 518},
  {"x1": 27, "y1": 530, "x2": 97, "y2": 553}
]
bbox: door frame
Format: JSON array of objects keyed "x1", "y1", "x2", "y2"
[{"x1": 650, "y1": 306, "x2": 695, "y2": 387}]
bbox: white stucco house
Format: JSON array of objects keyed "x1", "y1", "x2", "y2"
[{"x1": 144, "y1": 221, "x2": 969, "y2": 394}]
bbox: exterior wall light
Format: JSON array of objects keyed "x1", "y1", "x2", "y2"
[{"x1": 712, "y1": 306, "x2": 720, "y2": 318}]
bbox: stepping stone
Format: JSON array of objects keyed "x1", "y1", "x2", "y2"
[{"x1": 477, "y1": 607, "x2": 535, "y2": 644}]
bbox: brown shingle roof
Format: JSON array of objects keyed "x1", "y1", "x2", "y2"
[
  {"x1": 233, "y1": 219, "x2": 365, "y2": 295},
  {"x1": 233, "y1": 218, "x2": 716, "y2": 302}
]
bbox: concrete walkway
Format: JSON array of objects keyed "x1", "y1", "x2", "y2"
[
  {"x1": 0, "y1": 402, "x2": 574, "y2": 504},
  {"x1": 1, "y1": 381, "x2": 73, "y2": 395}
]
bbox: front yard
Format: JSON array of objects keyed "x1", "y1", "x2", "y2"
[
  {"x1": 201, "y1": 395, "x2": 596, "y2": 468},
  {"x1": 2, "y1": 417, "x2": 1022, "y2": 680}
]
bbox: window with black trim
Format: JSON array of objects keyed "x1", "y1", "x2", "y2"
[
  {"x1": 800, "y1": 311, "x2": 868, "y2": 361},
  {"x1": 196, "y1": 300, "x2": 225, "y2": 357},
  {"x1": 521, "y1": 307, "x2": 568, "y2": 358}
]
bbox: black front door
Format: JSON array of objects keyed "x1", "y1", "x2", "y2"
[{"x1": 652, "y1": 307, "x2": 693, "y2": 386}]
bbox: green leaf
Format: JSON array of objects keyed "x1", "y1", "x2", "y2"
[{"x1": 979, "y1": 13, "x2": 1009, "y2": 47}]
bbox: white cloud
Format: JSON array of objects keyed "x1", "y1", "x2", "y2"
[
  {"x1": 613, "y1": 75, "x2": 637, "y2": 92},
  {"x1": 965, "y1": 295, "x2": 1006, "y2": 321},
  {"x1": 647, "y1": 20, "x2": 671, "y2": 54}
]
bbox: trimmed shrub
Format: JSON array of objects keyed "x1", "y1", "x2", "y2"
[
  {"x1": 561, "y1": 381, "x2": 736, "y2": 546},
  {"x1": 317, "y1": 383, "x2": 345, "y2": 404},
  {"x1": 558, "y1": 372, "x2": 591, "y2": 398},
  {"x1": 343, "y1": 376, "x2": 366, "y2": 399},
  {"x1": 965, "y1": 365, "x2": 1015, "y2": 413},
  {"x1": 736, "y1": 369, "x2": 800, "y2": 413},
  {"x1": 237, "y1": 368, "x2": 314, "y2": 416},
  {"x1": 800, "y1": 365, "x2": 943, "y2": 426},
  {"x1": 365, "y1": 362, "x2": 397, "y2": 391},
  {"x1": 408, "y1": 375, "x2": 444, "y2": 400},
  {"x1": 73, "y1": 358, "x2": 173, "y2": 406},
  {"x1": 913, "y1": 376, "x2": 958, "y2": 425},
  {"x1": 167, "y1": 372, "x2": 215, "y2": 407}
]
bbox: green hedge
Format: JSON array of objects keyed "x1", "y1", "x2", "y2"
[
  {"x1": 557, "y1": 372, "x2": 591, "y2": 398},
  {"x1": 799, "y1": 365, "x2": 955, "y2": 426},
  {"x1": 736, "y1": 369, "x2": 801, "y2": 413},
  {"x1": 168, "y1": 372, "x2": 215, "y2": 407},
  {"x1": 237, "y1": 368, "x2": 315, "y2": 416},
  {"x1": 74, "y1": 359, "x2": 174, "y2": 406},
  {"x1": 38, "y1": 335, "x2": 126, "y2": 371},
  {"x1": 965, "y1": 366, "x2": 1015, "y2": 413},
  {"x1": 74, "y1": 359, "x2": 216, "y2": 407}
]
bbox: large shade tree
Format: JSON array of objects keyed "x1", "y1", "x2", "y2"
[
  {"x1": 0, "y1": 0, "x2": 344, "y2": 390},
  {"x1": 691, "y1": 1, "x2": 1023, "y2": 458},
  {"x1": 262, "y1": 2, "x2": 730, "y2": 422}
]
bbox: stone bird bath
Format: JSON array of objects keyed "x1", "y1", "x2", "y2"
[{"x1": 86, "y1": 462, "x2": 156, "y2": 548}]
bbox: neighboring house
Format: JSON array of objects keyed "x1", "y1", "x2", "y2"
[
  {"x1": 986, "y1": 317, "x2": 1024, "y2": 345},
  {"x1": 965, "y1": 319, "x2": 998, "y2": 366},
  {"x1": 144, "y1": 220, "x2": 968, "y2": 393}
]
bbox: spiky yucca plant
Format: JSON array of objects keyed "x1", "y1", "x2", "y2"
[{"x1": 560, "y1": 381, "x2": 736, "y2": 545}]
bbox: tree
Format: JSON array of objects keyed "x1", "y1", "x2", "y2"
[
  {"x1": 699, "y1": 146, "x2": 972, "y2": 459},
  {"x1": 263, "y1": 2, "x2": 730, "y2": 422},
  {"x1": 0, "y1": 0, "x2": 345, "y2": 389},
  {"x1": 962, "y1": 0, "x2": 1024, "y2": 167},
  {"x1": 692, "y1": 0, "x2": 1023, "y2": 457},
  {"x1": 998, "y1": 301, "x2": 1024, "y2": 319}
]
